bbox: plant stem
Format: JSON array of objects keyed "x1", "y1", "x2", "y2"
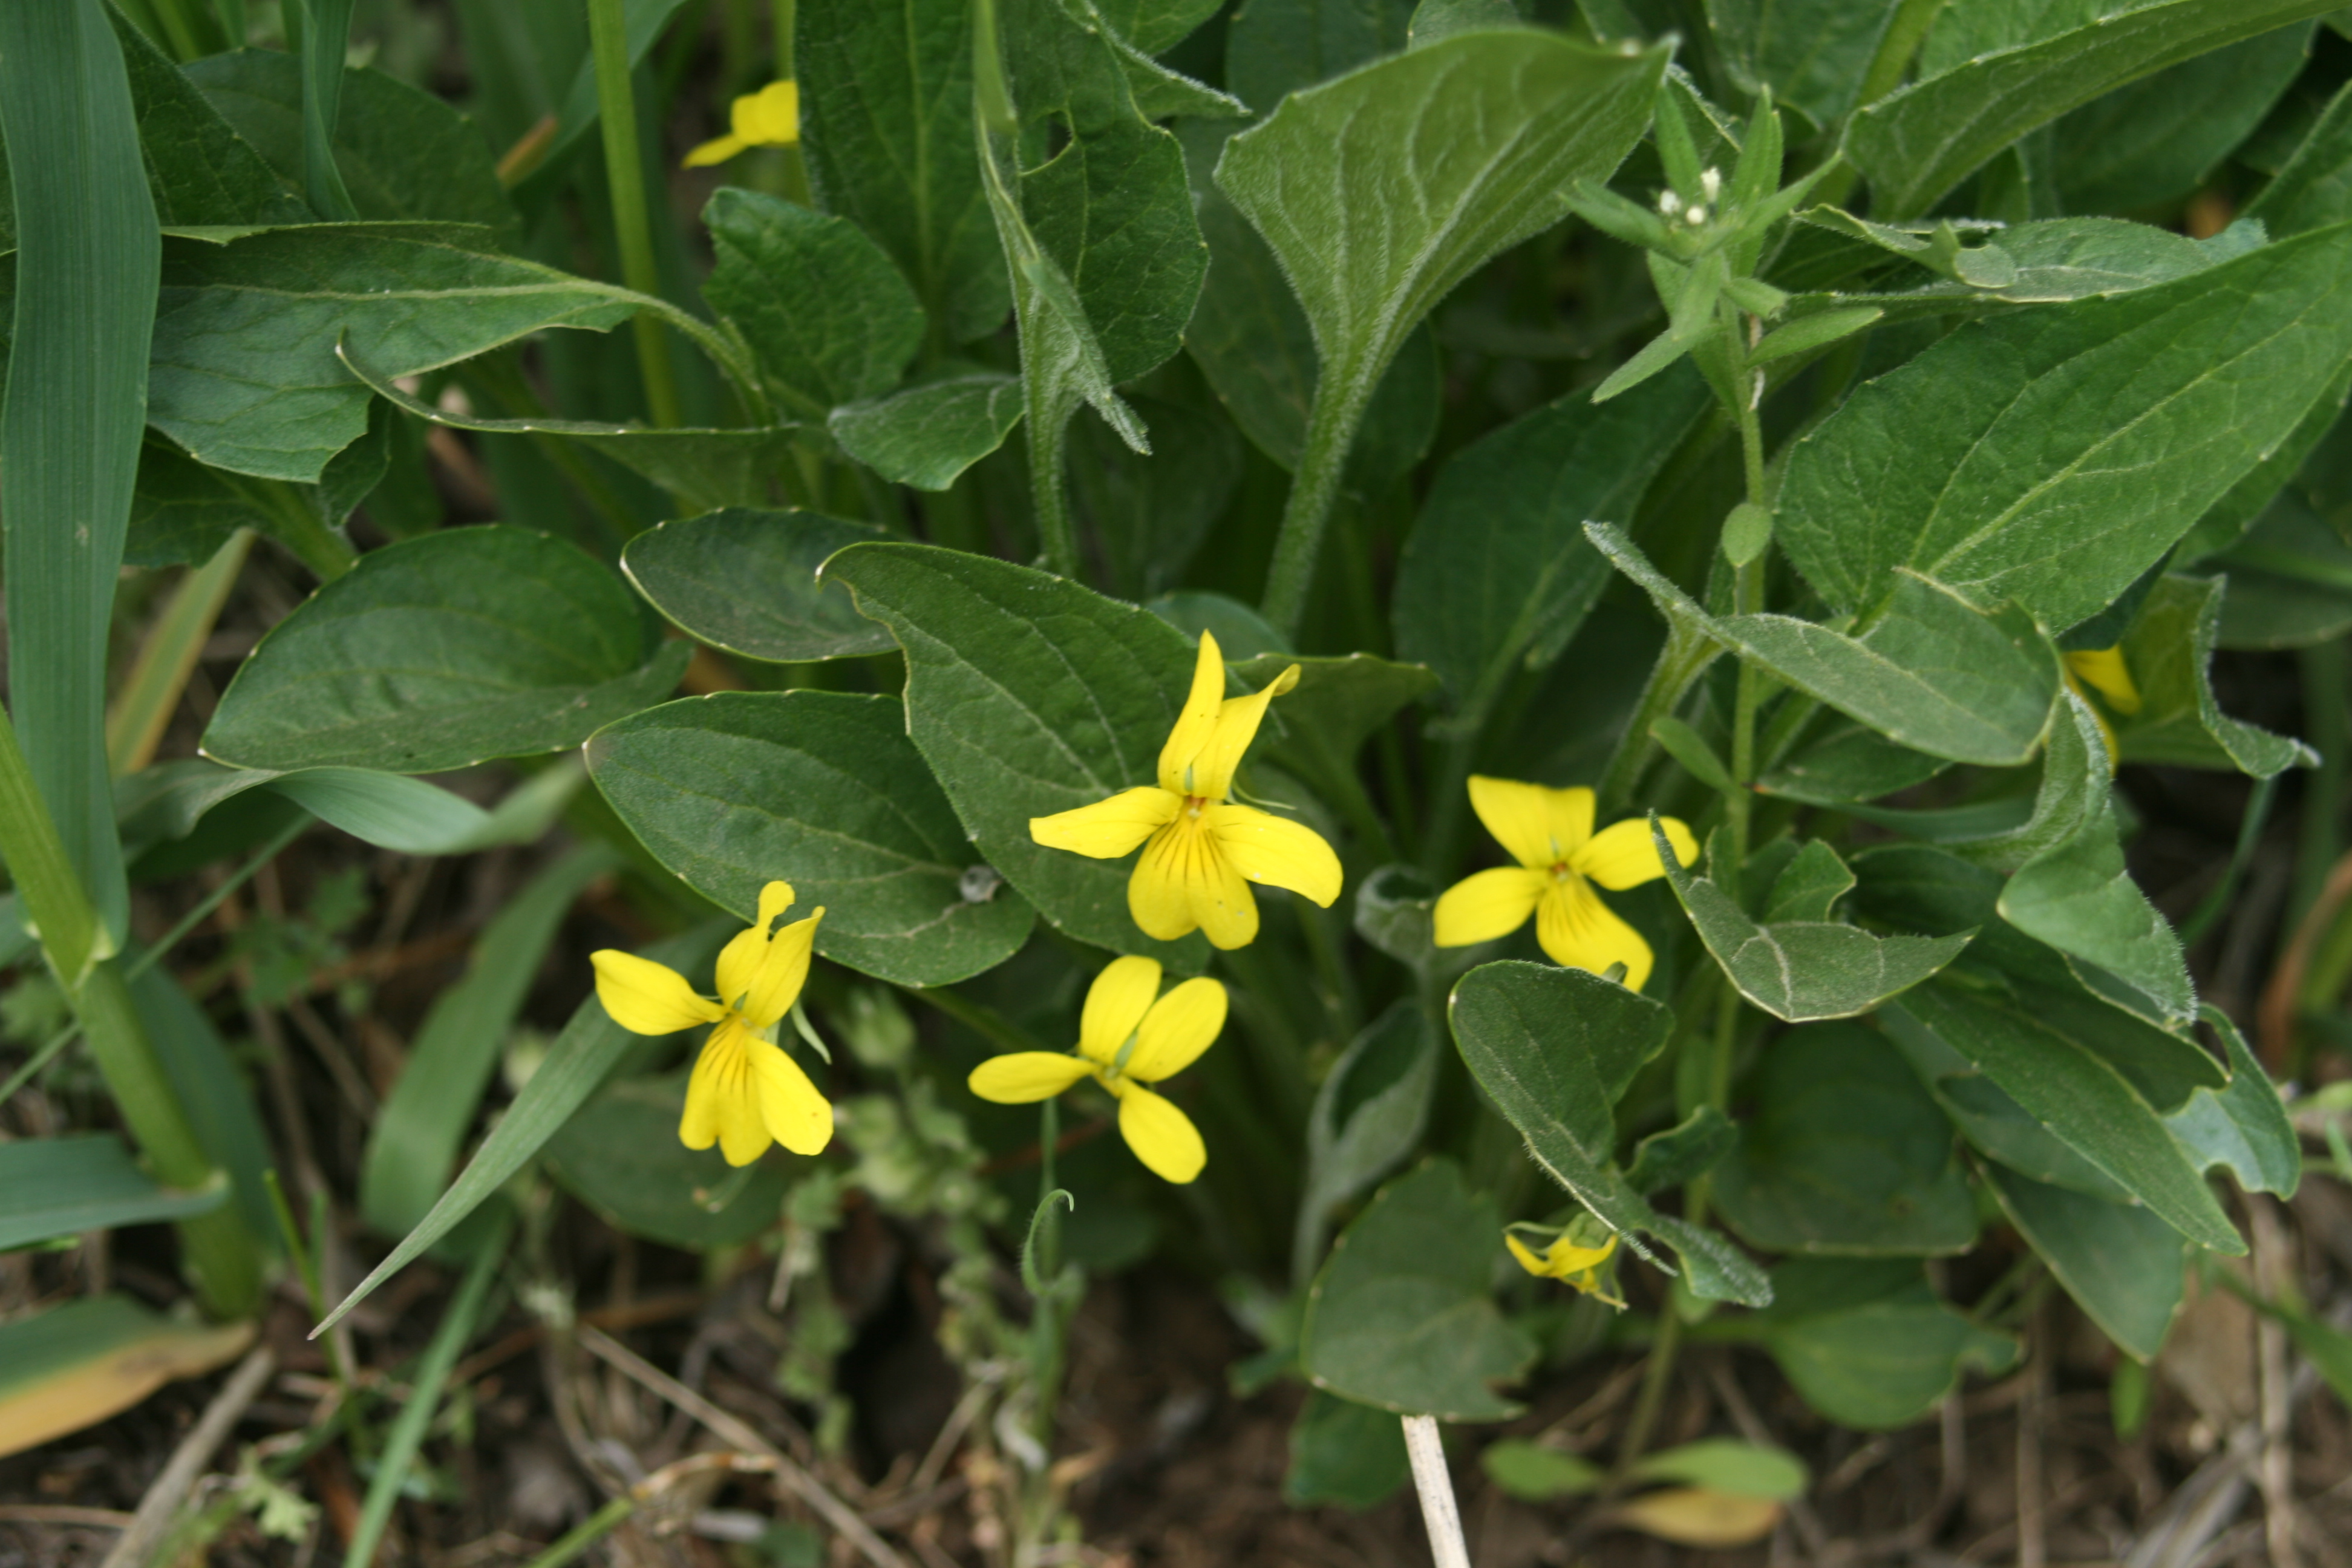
[
  {"x1": 524, "y1": 1497, "x2": 635, "y2": 1568},
  {"x1": 1029, "y1": 392, "x2": 1080, "y2": 578},
  {"x1": 1616, "y1": 1310, "x2": 1682, "y2": 1473},
  {"x1": 1260, "y1": 354, "x2": 1377, "y2": 641},
  {"x1": 588, "y1": 0, "x2": 682, "y2": 427},
  {"x1": 1598, "y1": 622, "x2": 1720, "y2": 818},
  {"x1": 1401, "y1": 1415, "x2": 1471, "y2": 1568},
  {"x1": 2293, "y1": 641, "x2": 2347, "y2": 929},
  {"x1": 241, "y1": 477, "x2": 357, "y2": 580},
  {"x1": 0, "y1": 710, "x2": 106, "y2": 984}
]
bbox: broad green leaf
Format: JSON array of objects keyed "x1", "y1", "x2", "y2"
[
  {"x1": 1480, "y1": 1438, "x2": 1603, "y2": 1501},
  {"x1": 1593, "y1": 528, "x2": 2061, "y2": 767},
  {"x1": 1098, "y1": 0, "x2": 1225, "y2": 55},
  {"x1": 1214, "y1": 30, "x2": 1665, "y2": 511},
  {"x1": 1847, "y1": 0, "x2": 2341, "y2": 218},
  {"x1": 1226, "y1": 0, "x2": 1410, "y2": 111},
  {"x1": 1406, "y1": 0, "x2": 1524, "y2": 48},
  {"x1": 1393, "y1": 365, "x2": 1708, "y2": 714},
  {"x1": 1625, "y1": 1106, "x2": 1737, "y2": 1196},
  {"x1": 1, "y1": 0, "x2": 159, "y2": 947},
  {"x1": 127, "y1": 404, "x2": 410, "y2": 570},
  {"x1": 2170, "y1": 364, "x2": 2352, "y2": 569},
  {"x1": 317, "y1": 923, "x2": 731, "y2": 1333},
  {"x1": 1929, "y1": 1067, "x2": 2133, "y2": 1201},
  {"x1": 106, "y1": 13, "x2": 309, "y2": 230},
  {"x1": 2166, "y1": 1007, "x2": 2301, "y2": 1198},
  {"x1": 1658, "y1": 826, "x2": 1968, "y2": 1022},
  {"x1": 0, "y1": 1296, "x2": 256, "y2": 1461},
  {"x1": 1704, "y1": 0, "x2": 1890, "y2": 128},
  {"x1": 823, "y1": 542, "x2": 1209, "y2": 967},
  {"x1": 203, "y1": 526, "x2": 689, "y2": 774},
  {"x1": 1448, "y1": 961, "x2": 1772, "y2": 1305},
  {"x1": 829, "y1": 370, "x2": 1025, "y2": 491},
  {"x1": 183, "y1": 49, "x2": 514, "y2": 232},
  {"x1": 619, "y1": 509, "x2": 895, "y2": 663},
  {"x1": 1745, "y1": 1259, "x2": 2018, "y2": 1429},
  {"x1": 1999, "y1": 694, "x2": 2194, "y2": 1022},
  {"x1": 1985, "y1": 1163, "x2": 2186, "y2": 1361},
  {"x1": 341, "y1": 341, "x2": 791, "y2": 513},
  {"x1": 1074, "y1": 393, "x2": 1246, "y2": 601},
  {"x1": 2246, "y1": 79, "x2": 2352, "y2": 238},
  {"x1": 1148, "y1": 590, "x2": 1292, "y2": 660},
  {"x1": 0, "y1": 1135, "x2": 228, "y2": 1252},
  {"x1": 1630, "y1": 1439, "x2": 1808, "y2": 1501},
  {"x1": 586, "y1": 691, "x2": 1038, "y2": 986},
  {"x1": 2050, "y1": 25, "x2": 2311, "y2": 213},
  {"x1": 1713, "y1": 1022, "x2": 1978, "y2": 1255},
  {"x1": 702, "y1": 188, "x2": 927, "y2": 420},
  {"x1": 1304, "y1": 1002, "x2": 1441, "y2": 1236},
  {"x1": 798, "y1": 0, "x2": 1007, "y2": 343},
  {"x1": 2106, "y1": 575, "x2": 2312, "y2": 777},
  {"x1": 1284, "y1": 1390, "x2": 1411, "y2": 1509},
  {"x1": 1755, "y1": 724, "x2": 1950, "y2": 806},
  {"x1": 1299, "y1": 1160, "x2": 1537, "y2": 1420},
  {"x1": 148, "y1": 224, "x2": 643, "y2": 484},
  {"x1": 543, "y1": 1076, "x2": 794, "y2": 1249},
  {"x1": 1760, "y1": 838, "x2": 1854, "y2": 924},
  {"x1": 1776, "y1": 223, "x2": 2352, "y2": 633},
  {"x1": 1880, "y1": 988, "x2": 2238, "y2": 1253},
  {"x1": 361, "y1": 847, "x2": 618, "y2": 1238}
]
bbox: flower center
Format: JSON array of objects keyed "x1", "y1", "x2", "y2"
[{"x1": 1184, "y1": 794, "x2": 1207, "y2": 818}]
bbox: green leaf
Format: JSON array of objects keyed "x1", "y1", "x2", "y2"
[
  {"x1": 183, "y1": 49, "x2": 515, "y2": 232},
  {"x1": 1354, "y1": 863, "x2": 1441, "y2": 973},
  {"x1": 1625, "y1": 1106, "x2": 1737, "y2": 1196},
  {"x1": 1846, "y1": 0, "x2": 2341, "y2": 218},
  {"x1": 317, "y1": 922, "x2": 731, "y2": 1334},
  {"x1": 823, "y1": 542, "x2": 1210, "y2": 967},
  {"x1": 1393, "y1": 365, "x2": 1708, "y2": 713},
  {"x1": 798, "y1": 0, "x2": 1007, "y2": 343},
  {"x1": 1447, "y1": 961, "x2": 1772, "y2": 1305},
  {"x1": 203, "y1": 526, "x2": 688, "y2": 774},
  {"x1": 1789, "y1": 214, "x2": 2223, "y2": 326},
  {"x1": 1214, "y1": 30, "x2": 1665, "y2": 505},
  {"x1": 1713, "y1": 1021, "x2": 1978, "y2": 1256},
  {"x1": 1, "y1": 0, "x2": 160, "y2": 947},
  {"x1": 1300, "y1": 1159, "x2": 1537, "y2": 1420},
  {"x1": 361, "y1": 847, "x2": 618, "y2": 1238},
  {"x1": 702, "y1": 188, "x2": 927, "y2": 420},
  {"x1": 1480, "y1": 1439, "x2": 1603, "y2": 1501},
  {"x1": 129, "y1": 967, "x2": 280, "y2": 1256},
  {"x1": 619, "y1": 508, "x2": 895, "y2": 664},
  {"x1": 2207, "y1": 489, "x2": 2352, "y2": 649},
  {"x1": 106, "y1": 12, "x2": 310, "y2": 229},
  {"x1": 829, "y1": 369, "x2": 1026, "y2": 491},
  {"x1": 1097, "y1": 0, "x2": 1224, "y2": 55},
  {"x1": 1761, "y1": 838, "x2": 1854, "y2": 924},
  {"x1": 2246, "y1": 78, "x2": 2352, "y2": 238},
  {"x1": 1592, "y1": 528, "x2": 2062, "y2": 768},
  {"x1": 1304, "y1": 1002, "x2": 1441, "y2": 1229},
  {"x1": 585, "y1": 691, "x2": 1039, "y2": 987},
  {"x1": 2106, "y1": 575, "x2": 2313, "y2": 777},
  {"x1": 1985, "y1": 1163, "x2": 2186, "y2": 1362},
  {"x1": 506, "y1": 0, "x2": 687, "y2": 216},
  {"x1": 1226, "y1": 0, "x2": 1409, "y2": 111},
  {"x1": 1230, "y1": 650, "x2": 1439, "y2": 791},
  {"x1": 0, "y1": 1134, "x2": 229, "y2": 1252},
  {"x1": 148, "y1": 224, "x2": 644, "y2": 485},
  {"x1": 1755, "y1": 724, "x2": 1951, "y2": 806},
  {"x1": 119, "y1": 757, "x2": 586, "y2": 857},
  {"x1": 1705, "y1": 0, "x2": 1890, "y2": 128},
  {"x1": 2050, "y1": 25, "x2": 2312, "y2": 214},
  {"x1": 1407, "y1": 0, "x2": 1525, "y2": 48},
  {"x1": 1074, "y1": 393, "x2": 1246, "y2": 601},
  {"x1": 1745, "y1": 1258, "x2": 2018, "y2": 1429},
  {"x1": 543, "y1": 1076, "x2": 794, "y2": 1248},
  {"x1": 2166, "y1": 1006, "x2": 2301, "y2": 1198},
  {"x1": 1629, "y1": 1439, "x2": 1808, "y2": 1501},
  {"x1": 1284, "y1": 1390, "x2": 1412, "y2": 1509},
  {"x1": 1776, "y1": 223, "x2": 2352, "y2": 633},
  {"x1": 0, "y1": 1296, "x2": 256, "y2": 1457},
  {"x1": 127, "y1": 404, "x2": 408, "y2": 570}
]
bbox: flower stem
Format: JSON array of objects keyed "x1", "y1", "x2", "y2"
[
  {"x1": 1259, "y1": 351, "x2": 1377, "y2": 641},
  {"x1": 588, "y1": 0, "x2": 682, "y2": 427},
  {"x1": 1028, "y1": 389, "x2": 1080, "y2": 579},
  {"x1": 1401, "y1": 1415, "x2": 1472, "y2": 1568}
]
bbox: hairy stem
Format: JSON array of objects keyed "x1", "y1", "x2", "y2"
[{"x1": 1260, "y1": 353, "x2": 1377, "y2": 641}]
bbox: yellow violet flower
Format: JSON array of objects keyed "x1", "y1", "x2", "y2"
[
  {"x1": 967, "y1": 956, "x2": 1226, "y2": 1184},
  {"x1": 590, "y1": 881, "x2": 830, "y2": 1166},
  {"x1": 2062, "y1": 645, "x2": 2141, "y2": 766},
  {"x1": 1431, "y1": 776, "x2": 1697, "y2": 992},
  {"x1": 1505, "y1": 1223, "x2": 1624, "y2": 1308},
  {"x1": 1028, "y1": 630, "x2": 1343, "y2": 949},
  {"x1": 682, "y1": 79, "x2": 799, "y2": 168}
]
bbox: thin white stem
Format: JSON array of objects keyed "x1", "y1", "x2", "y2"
[{"x1": 1402, "y1": 1414, "x2": 1471, "y2": 1568}]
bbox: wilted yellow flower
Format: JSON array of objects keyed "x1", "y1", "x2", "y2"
[
  {"x1": 967, "y1": 956, "x2": 1226, "y2": 1183},
  {"x1": 1431, "y1": 777, "x2": 1696, "y2": 991},
  {"x1": 590, "y1": 881, "x2": 829, "y2": 1166},
  {"x1": 2062, "y1": 645, "x2": 2141, "y2": 765},
  {"x1": 682, "y1": 80, "x2": 799, "y2": 168},
  {"x1": 1029, "y1": 630, "x2": 1342, "y2": 949},
  {"x1": 1505, "y1": 1224, "x2": 1624, "y2": 1307}
]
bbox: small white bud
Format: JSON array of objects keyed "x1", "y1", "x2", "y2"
[
  {"x1": 1685, "y1": 204, "x2": 1708, "y2": 226},
  {"x1": 1658, "y1": 189, "x2": 1682, "y2": 217},
  {"x1": 1700, "y1": 167, "x2": 1723, "y2": 203}
]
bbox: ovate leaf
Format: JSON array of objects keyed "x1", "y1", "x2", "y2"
[
  {"x1": 829, "y1": 370, "x2": 1025, "y2": 490},
  {"x1": 544, "y1": 1076, "x2": 793, "y2": 1249},
  {"x1": 1284, "y1": 1390, "x2": 1411, "y2": 1510},
  {"x1": 2049, "y1": 25, "x2": 2312, "y2": 214},
  {"x1": 1304, "y1": 1002, "x2": 1441, "y2": 1227},
  {"x1": 1985, "y1": 1163, "x2": 2186, "y2": 1362},
  {"x1": 107, "y1": 14, "x2": 309, "y2": 229},
  {"x1": 1746, "y1": 1259, "x2": 2017, "y2": 1429},
  {"x1": 619, "y1": 509, "x2": 895, "y2": 663},
  {"x1": 2166, "y1": 1007, "x2": 2301, "y2": 1198},
  {"x1": 586, "y1": 692, "x2": 1037, "y2": 987}
]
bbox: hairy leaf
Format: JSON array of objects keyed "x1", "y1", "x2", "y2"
[{"x1": 620, "y1": 509, "x2": 895, "y2": 664}]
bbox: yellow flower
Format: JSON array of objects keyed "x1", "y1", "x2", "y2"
[
  {"x1": 2062, "y1": 645, "x2": 2141, "y2": 766},
  {"x1": 1505, "y1": 1224, "x2": 1624, "y2": 1307},
  {"x1": 1028, "y1": 630, "x2": 1343, "y2": 949},
  {"x1": 967, "y1": 956, "x2": 1226, "y2": 1183},
  {"x1": 590, "y1": 881, "x2": 830, "y2": 1166},
  {"x1": 682, "y1": 80, "x2": 799, "y2": 168},
  {"x1": 1431, "y1": 777, "x2": 1697, "y2": 992}
]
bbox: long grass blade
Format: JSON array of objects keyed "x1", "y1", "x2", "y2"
[
  {"x1": 106, "y1": 530, "x2": 253, "y2": 776},
  {"x1": 295, "y1": 0, "x2": 359, "y2": 218}
]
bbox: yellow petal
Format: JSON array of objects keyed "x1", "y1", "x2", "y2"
[
  {"x1": 1031, "y1": 786, "x2": 1181, "y2": 858},
  {"x1": 1206, "y1": 802, "x2": 1341, "y2": 907},
  {"x1": 1537, "y1": 876, "x2": 1656, "y2": 991},
  {"x1": 1187, "y1": 837, "x2": 1260, "y2": 950},
  {"x1": 681, "y1": 131, "x2": 748, "y2": 168},
  {"x1": 739, "y1": 909, "x2": 821, "y2": 1030},
  {"x1": 968, "y1": 1052, "x2": 1098, "y2": 1103},
  {"x1": 1505, "y1": 1233, "x2": 1552, "y2": 1278},
  {"x1": 1157, "y1": 632, "x2": 1229, "y2": 794},
  {"x1": 1125, "y1": 976, "x2": 1226, "y2": 1082},
  {"x1": 1114, "y1": 1082, "x2": 1206, "y2": 1183},
  {"x1": 714, "y1": 881, "x2": 799, "y2": 1007},
  {"x1": 1468, "y1": 776, "x2": 1593, "y2": 869},
  {"x1": 2064, "y1": 646, "x2": 2141, "y2": 715},
  {"x1": 1432, "y1": 866, "x2": 1546, "y2": 947},
  {"x1": 593, "y1": 950, "x2": 727, "y2": 1036},
  {"x1": 1079, "y1": 955, "x2": 1163, "y2": 1064},
  {"x1": 1128, "y1": 822, "x2": 1201, "y2": 941},
  {"x1": 748, "y1": 1035, "x2": 832, "y2": 1155},
  {"x1": 734, "y1": 79, "x2": 799, "y2": 146},
  {"x1": 1191, "y1": 665, "x2": 1299, "y2": 802},
  {"x1": 678, "y1": 1021, "x2": 737, "y2": 1151},
  {"x1": 1573, "y1": 816, "x2": 1697, "y2": 890}
]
